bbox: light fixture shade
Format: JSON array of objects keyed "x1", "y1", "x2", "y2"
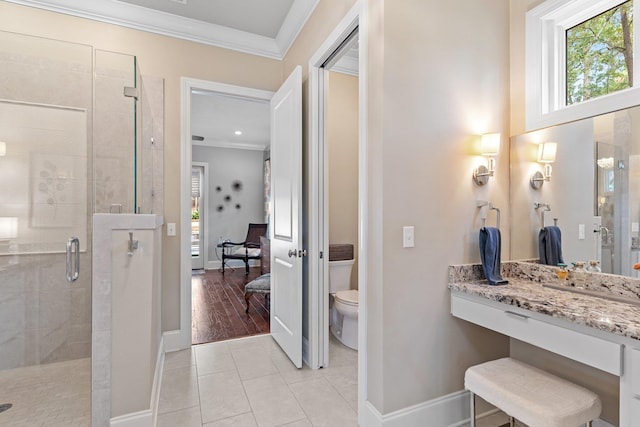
[
  {"x1": 0, "y1": 142, "x2": 6, "y2": 156},
  {"x1": 537, "y1": 142, "x2": 557, "y2": 163},
  {"x1": 481, "y1": 133, "x2": 500, "y2": 156},
  {"x1": 0, "y1": 217, "x2": 18, "y2": 240}
]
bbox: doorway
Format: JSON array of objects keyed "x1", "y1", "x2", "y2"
[
  {"x1": 177, "y1": 80, "x2": 274, "y2": 351},
  {"x1": 307, "y1": 2, "x2": 367, "y2": 423}
]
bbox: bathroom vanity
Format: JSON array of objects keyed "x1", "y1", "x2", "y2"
[{"x1": 449, "y1": 261, "x2": 640, "y2": 426}]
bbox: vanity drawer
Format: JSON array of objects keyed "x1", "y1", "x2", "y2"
[{"x1": 451, "y1": 293, "x2": 622, "y2": 375}]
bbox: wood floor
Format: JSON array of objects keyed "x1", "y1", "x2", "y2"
[{"x1": 192, "y1": 266, "x2": 270, "y2": 345}]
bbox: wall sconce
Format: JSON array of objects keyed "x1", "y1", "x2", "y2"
[
  {"x1": 0, "y1": 142, "x2": 6, "y2": 156},
  {"x1": 530, "y1": 142, "x2": 557, "y2": 189},
  {"x1": 473, "y1": 133, "x2": 500, "y2": 186}
]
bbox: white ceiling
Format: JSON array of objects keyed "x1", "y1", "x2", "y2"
[
  {"x1": 5, "y1": 0, "x2": 319, "y2": 59},
  {"x1": 191, "y1": 92, "x2": 270, "y2": 151},
  {"x1": 117, "y1": 0, "x2": 294, "y2": 38}
]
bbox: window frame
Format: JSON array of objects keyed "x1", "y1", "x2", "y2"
[{"x1": 526, "y1": 0, "x2": 639, "y2": 131}]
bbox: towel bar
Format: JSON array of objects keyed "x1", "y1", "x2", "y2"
[
  {"x1": 534, "y1": 202, "x2": 558, "y2": 228},
  {"x1": 477, "y1": 200, "x2": 501, "y2": 229}
]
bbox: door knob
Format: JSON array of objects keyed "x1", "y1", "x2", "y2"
[{"x1": 288, "y1": 249, "x2": 297, "y2": 258}]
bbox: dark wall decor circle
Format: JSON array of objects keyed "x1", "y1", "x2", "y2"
[
  {"x1": 224, "y1": 195, "x2": 232, "y2": 202},
  {"x1": 216, "y1": 186, "x2": 222, "y2": 192},
  {"x1": 216, "y1": 205, "x2": 224, "y2": 212},
  {"x1": 232, "y1": 180, "x2": 243, "y2": 191},
  {"x1": 235, "y1": 204, "x2": 241, "y2": 210}
]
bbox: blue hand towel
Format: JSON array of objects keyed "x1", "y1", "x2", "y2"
[
  {"x1": 479, "y1": 227, "x2": 508, "y2": 285},
  {"x1": 539, "y1": 226, "x2": 564, "y2": 266}
]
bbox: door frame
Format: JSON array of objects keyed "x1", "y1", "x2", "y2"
[
  {"x1": 308, "y1": 1, "x2": 368, "y2": 423},
  {"x1": 191, "y1": 162, "x2": 208, "y2": 270},
  {"x1": 172, "y1": 78, "x2": 274, "y2": 350}
]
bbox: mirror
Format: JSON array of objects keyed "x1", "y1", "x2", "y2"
[{"x1": 510, "y1": 105, "x2": 640, "y2": 278}]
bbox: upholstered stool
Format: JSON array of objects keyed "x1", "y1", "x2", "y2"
[
  {"x1": 465, "y1": 357, "x2": 601, "y2": 427},
  {"x1": 244, "y1": 273, "x2": 270, "y2": 313}
]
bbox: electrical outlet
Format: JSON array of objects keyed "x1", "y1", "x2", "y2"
[{"x1": 167, "y1": 223, "x2": 176, "y2": 236}]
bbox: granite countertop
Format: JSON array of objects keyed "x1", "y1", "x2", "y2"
[{"x1": 448, "y1": 261, "x2": 640, "y2": 341}]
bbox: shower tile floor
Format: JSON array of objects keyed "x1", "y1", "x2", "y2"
[{"x1": 0, "y1": 357, "x2": 90, "y2": 426}]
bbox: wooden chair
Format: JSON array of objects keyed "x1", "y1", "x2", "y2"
[{"x1": 221, "y1": 223, "x2": 267, "y2": 275}]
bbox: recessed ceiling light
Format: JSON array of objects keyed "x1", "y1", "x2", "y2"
[{"x1": 234, "y1": 131, "x2": 242, "y2": 135}]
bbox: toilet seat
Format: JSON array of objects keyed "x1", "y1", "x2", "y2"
[{"x1": 335, "y1": 289, "x2": 358, "y2": 306}]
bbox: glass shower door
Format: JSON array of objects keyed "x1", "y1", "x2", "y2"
[
  {"x1": 0, "y1": 31, "x2": 93, "y2": 425},
  {"x1": 595, "y1": 140, "x2": 629, "y2": 276}
]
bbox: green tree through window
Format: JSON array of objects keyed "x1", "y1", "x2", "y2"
[{"x1": 566, "y1": 1, "x2": 633, "y2": 105}]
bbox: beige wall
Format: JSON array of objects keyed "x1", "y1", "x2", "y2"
[
  {"x1": 0, "y1": 1, "x2": 283, "y2": 331},
  {"x1": 285, "y1": 0, "x2": 512, "y2": 414},
  {"x1": 328, "y1": 71, "x2": 359, "y2": 289},
  {"x1": 509, "y1": 0, "x2": 545, "y2": 135},
  {"x1": 377, "y1": 0, "x2": 511, "y2": 413}
]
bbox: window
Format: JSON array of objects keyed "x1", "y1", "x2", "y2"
[
  {"x1": 566, "y1": 1, "x2": 633, "y2": 105},
  {"x1": 526, "y1": 0, "x2": 640, "y2": 130}
]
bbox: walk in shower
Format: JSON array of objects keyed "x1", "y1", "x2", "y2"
[{"x1": 0, "y1": 30, "x2": 163, "y2": 426}]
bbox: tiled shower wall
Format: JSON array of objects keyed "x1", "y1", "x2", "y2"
[
  {"x1": 0, "y1": 254, "x2": 91, "y2": 370},
  {"x1": 0, "y1": 33, "x2": 93, "y2": 370},
  {"x1": 0, "y1": 33, "x2": 164, "y2": 370}
]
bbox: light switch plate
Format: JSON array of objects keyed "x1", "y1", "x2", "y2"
[
  {"x1": 167, "y1": 223, "x2": 176, "y2": 236},
  {"x1": 633, "y1": 222, "x2": 639, "y2": 232},
  {"x1": 578, "y1": 224, "x2": 585, "y2": 240},
  {"x1": 403, "y1": 226, "x2": 415, "y2": 248}
]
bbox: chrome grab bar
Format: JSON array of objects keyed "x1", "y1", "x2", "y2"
[{"x1": 66, "y1": 237, "x2": 79, "y2": 282}]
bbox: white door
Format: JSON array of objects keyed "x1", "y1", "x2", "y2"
[{"x1": 270, "y1": 66, "x2": 303, "y2": 368}]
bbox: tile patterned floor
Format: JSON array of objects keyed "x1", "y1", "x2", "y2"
[
  {"x1": 158, "y1": 334, "x2": 358, "y2": 427},
  {"x1": 0, "y1": 358, "x2": 90, "y2": 427}
]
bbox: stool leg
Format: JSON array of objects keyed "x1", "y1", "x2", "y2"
[
  {"x1": 469, "y1": 392, "x2": 476, "y2": 427},
  {"x1": 509, "y1": 416, "x2": 515, "y2": 427},
  {"x1": 586, "y1": 422, "x2": 593, "y2": 427}
]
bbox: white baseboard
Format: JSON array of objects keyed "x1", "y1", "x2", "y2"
[
  {"x1": 150, "y1": 335, "x2": 164, "y2": 427},
  {"x1": 205, "y1": 259, "x2": 260, "y2": 271},
  {"x1": 361, "y1": 391, "x2": 614, "y2": 427},
  {"x1": 594, "y1": 420, "x2": 616, "y2": 427},
  {"x1": 163, "y1": 329, "x2": 187, "y2": 352},
  {"x1": 206, "y1": 260, "x2": 221, "y2": 270},
  {"x1": 361, "y1": 390, "x2": 470, "y2": 427},
  {"x1": 110, "y1": 410, "x2": 152, "y2": 427}
]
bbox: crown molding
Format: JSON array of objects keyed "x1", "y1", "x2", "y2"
[
  {"x1": 5, "y1": 0, "x2": 319, "y2": 59},
  {"x1": 331, "y1": 55, "x2": 359, "y2": 77},
  {"x1": 192, "y1": 140, "x2": 268, "y2": 152}
]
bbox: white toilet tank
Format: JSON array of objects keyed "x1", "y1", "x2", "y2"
[
  {"x1": 329, "y1": 259, "x2": 355, "y2": 293},
  {"x1": 328, "y1": 244, "x2": 355, "y2": 293}
]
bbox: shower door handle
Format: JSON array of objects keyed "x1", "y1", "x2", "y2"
[{"x1": 66, "y1": 237, "x2": 80, "y2": 282}]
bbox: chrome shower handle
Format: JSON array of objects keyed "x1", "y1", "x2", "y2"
[{"x1": 66, "y1": 237, "x2": 80, "y2": 282}]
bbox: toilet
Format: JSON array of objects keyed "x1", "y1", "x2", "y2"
[{"x1": 329, "y1": 244, "x2": 358, "y2": 350}]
